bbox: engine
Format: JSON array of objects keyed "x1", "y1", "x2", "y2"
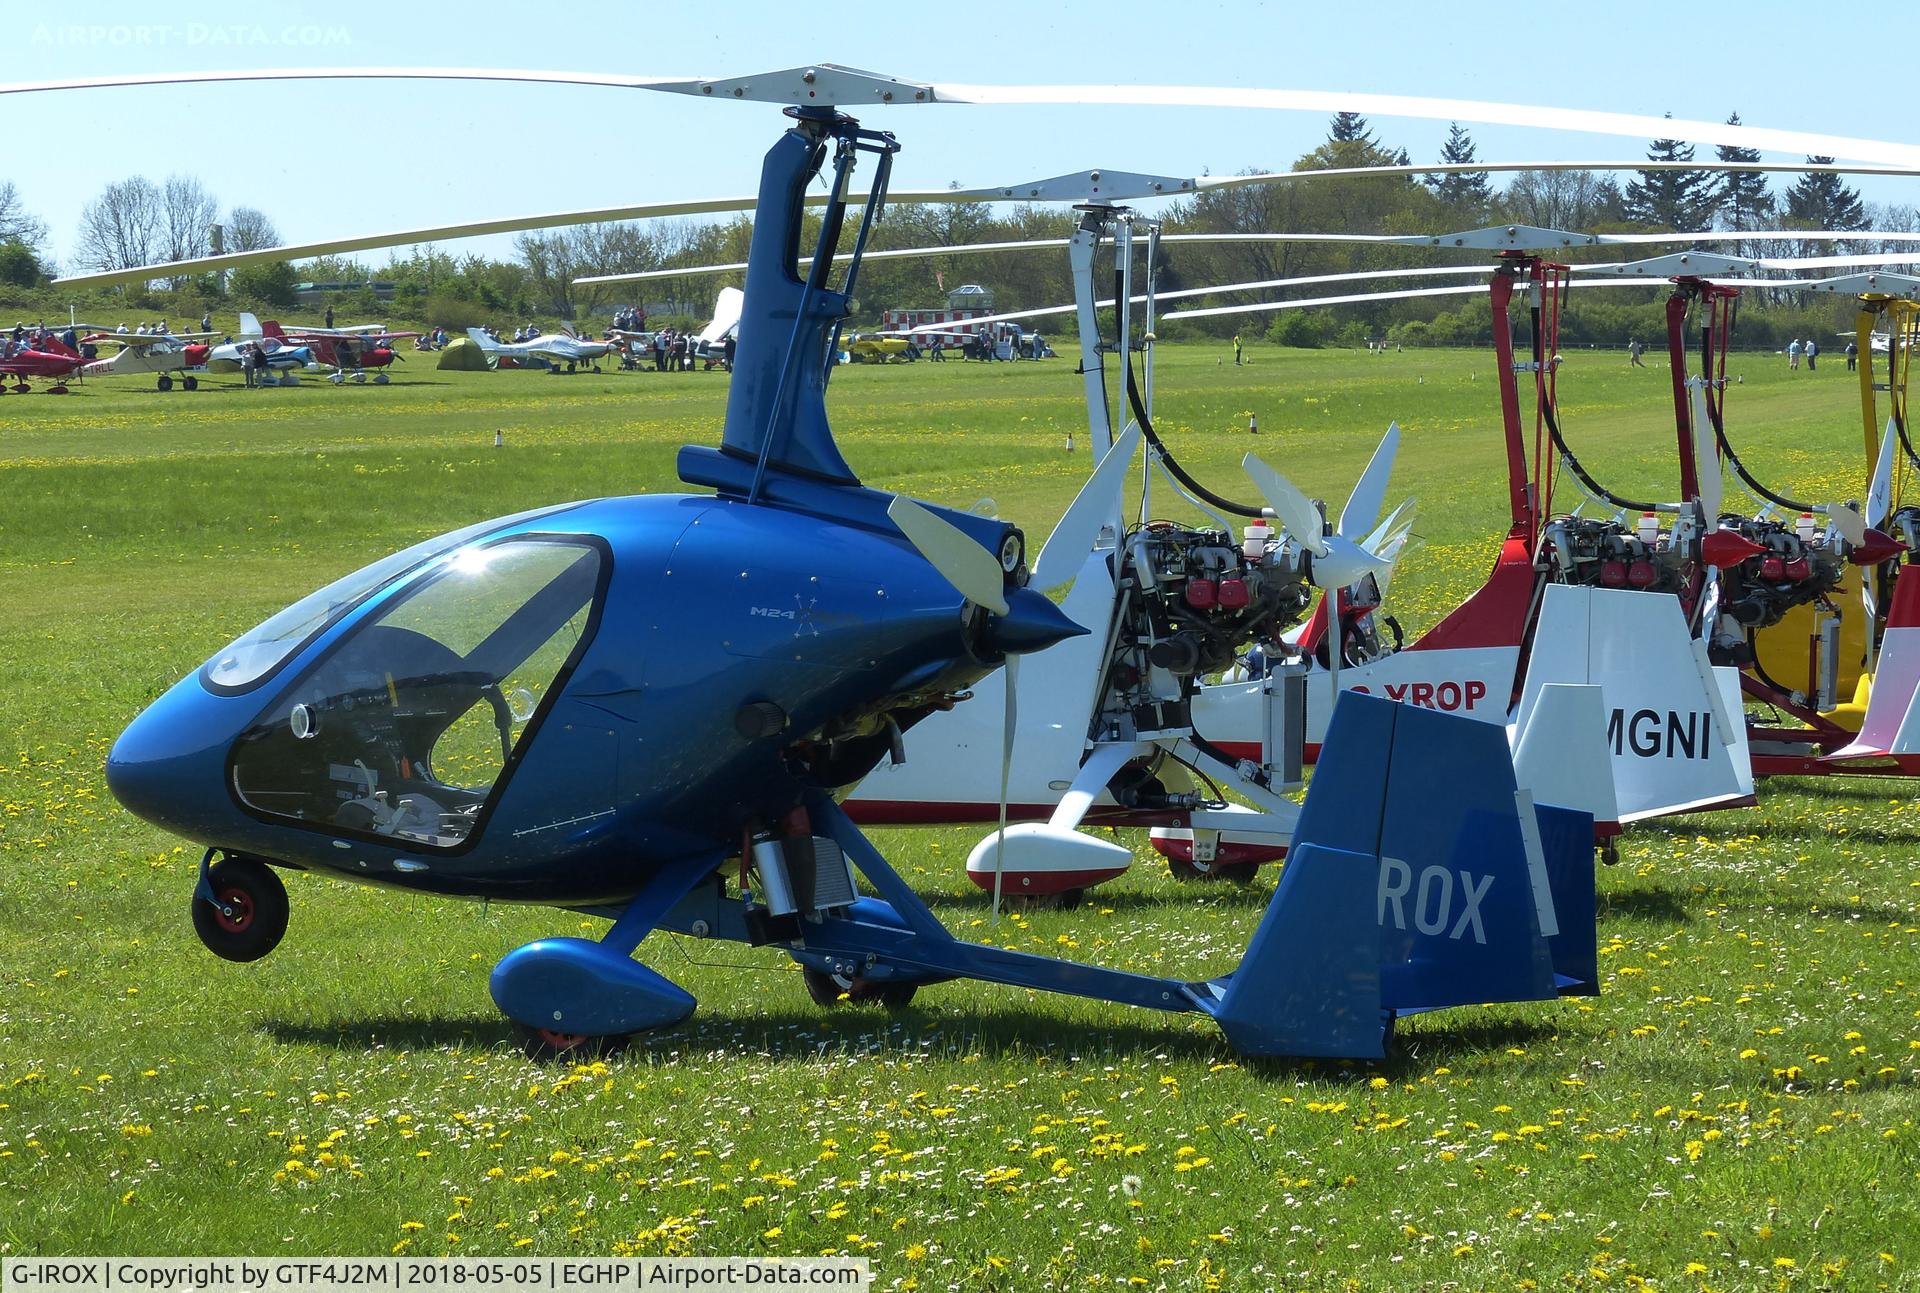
[
  {"x1": 1538, "y1": 514, "x2": 1693, "y2": 597},
  {"x1": 1094, "y1": 522, "x2": 1314, "y2": 742},
  {"x1": 1708, "y1": 513, "x2": 1844, "y2": 634}
]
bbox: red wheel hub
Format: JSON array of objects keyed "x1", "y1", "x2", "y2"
[
  {"x1": 213, "y1": 886, "x2": 254, "y2": 932},
  {"x1": 535, "y1": 1028, "x2": 590, "y2": 1052}
]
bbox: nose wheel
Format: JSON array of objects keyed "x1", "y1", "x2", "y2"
[
  {"x1": 511, "y1": 1024, "x2": 634, "y2": 1062},
  {"x1": 191, "y1": 853, "x2": 289, "y2": 962}
]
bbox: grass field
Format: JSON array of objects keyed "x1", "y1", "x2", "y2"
[{"x1": 2, "y1": 341, "x2": 1916, "y2": 1290}]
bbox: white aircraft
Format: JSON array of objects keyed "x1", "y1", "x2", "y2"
[
  {"x1": 465, "y1": 326, "x2": 614, "y2": 372},
  {"x1": 79, "y1": 332, "x2": 213, "y2": 391}
]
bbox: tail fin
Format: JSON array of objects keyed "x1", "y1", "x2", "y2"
[
  {"x1": 1210, "y1": 693, "x2": 1592, "y2": 1059},
  {"x1": 238, "y1": 311, "x2": 261, "y2": 338},
  {"x1": 1832, "y1": 564, "x2": 1920, "y2": 760},
  {"x1": 1518, "y1": 584, "x2": 1753, "y2": 821},
  {"x1": 260, "y1": 320, "x2": 286, "y2": 341},
  {"x1": 466, "y1": 327, "x2": 499, "y2": 350}
]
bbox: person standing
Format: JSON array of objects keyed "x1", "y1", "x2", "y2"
[
  {"x1": 1788, "y1": 338, "x2": 1801, "y2": 370},
  {"x1": 1847, "y1": 339, "x2": 1859, "y2": 371},
  {"x1": 200, "y1": 312, "x2": 212, "y2": 333},
  {"x1": 324, "y1": 304, "x2": 335, "y2": 329},
  {"x1": 1628, "y1": 338, "x2": 1645, "y2": 367},
  {"x1": 1232, "y1": 333, "x2": 1243, "y2": 366},
  {"x1": 1806, "y1": 337, "x2": 1818, "y2": 371},
  {"x1": 241, "y1": 343, "x2": 258, "y2": 388}
]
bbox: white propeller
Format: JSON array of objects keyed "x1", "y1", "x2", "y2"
[
  {"x1": 1827, "y1": 502, "x2": 1867, "y2": 547},
  {"x1": 885, "y1": 496, "x2": 1010, "y2": 615},
  {"x1": 1339, "y1": 422, "x2": 1401, "y2": 540},
  {"x1": 1241, "y1": 453, "x2": 1390, "y2": 590},
  {"x1": 989, "y1": 655, "x2": 1018, "y2": 924},
  {"x1": 1030, "y1": 424, "x2": 1143, "y2": 592},
  {"x1": 1868, "y1": 415, "x2": 1899, "y2": 529}
]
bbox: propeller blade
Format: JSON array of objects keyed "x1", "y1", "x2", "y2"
[
  {"x1": 1031, "y1": 424, "x2": 1142, "y2": 592},
  {"x1": 1826, "y1": 502, "x2": 1867, "y2": 547},
  {"x1": 990, "y1": 654, "x2": 1019, "y2": 924},
  {"x1": 1689, "y1": 384, "x2": 1724, "y2": 520},
  {"x1": 886, "y1": 496, "x2": 1011, "y2": 616},
  {"x1": 1868, "y1": 414, "x2": 1899, "y2": 528},
  {"x1": 1339, "y1": 422, "x2": 1401, "y2": 539},
  {"x1": 1241, "y1": 453, "x2": 1327, "y2": 556},
  {"x1": 1312, "y1": 534, "x2": 1393, "y2": 591}
]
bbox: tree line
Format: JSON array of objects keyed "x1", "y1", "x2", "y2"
[{"x1": 0, "y1": 114, "x2": 1910, "y2": 346}]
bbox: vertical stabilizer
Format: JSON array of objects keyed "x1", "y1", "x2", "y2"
[{"x1": 1212, "y1": 694, "x2": 1591, "y2": 1059}]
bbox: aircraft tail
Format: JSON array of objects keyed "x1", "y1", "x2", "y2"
[
  {"x1": 466, "y1": 328, "x2": 500, "y2": 351},
  {"x1": 260, "y1": 320, "x2": 286, "y2": 341},
  {"x1": 1207, "y1": 694, "x2": 1594, "y2": 1059},
  {"x1": 238, "y1": 311, "x2": 262, "y2": 338},
  {"x1": 1517, "y1": 585, "x2": 1753, "y2": 821},
  {"x1": 1830, "y1": 564, "x2": 1920, "y2": 764}
]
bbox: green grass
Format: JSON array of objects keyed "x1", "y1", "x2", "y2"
[{"x1": 2, "y1": 344, "x2": 1917, "y2": 1290}]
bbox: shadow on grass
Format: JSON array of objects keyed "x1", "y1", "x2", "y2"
[
  {"x1": 257, "y1": 998, "x2": 1581, "y2": 1087},
  {"x1": 1599, "y1": 888, "x2": 1694, "y2": 924},
  {"x1": 262, "y1": 1015, "x2": 519, "y2": 1052}
]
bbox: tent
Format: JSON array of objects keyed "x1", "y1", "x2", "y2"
[{"x1": 436, "y1": 337, "x2": 495, "y2": 371}]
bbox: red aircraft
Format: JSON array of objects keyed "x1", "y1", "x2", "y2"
[
  {"x1": 0, "y1": 333, "x2": 87, "y2": 394},
  {"x1": 260, "y1": 320, "x2": 418, "y2": 382}
]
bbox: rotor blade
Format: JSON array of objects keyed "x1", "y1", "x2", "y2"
[
  {"x1": 11, "y1": 64, "x2": 1917, "y2": 163},
  {"x1": 1031, "y1": 424, "x2": 1142, "y2": 593},
  {"x1": 1311, "y1": 534, "x2": 1393, "y2": 591},
  {"x1": 1163, "y1": 276, "x2": 1836, "y2": 322},
  {"x1": 1339, "y1": 422, "x2": 1401, "y2": 540},
  {"x1": 1241, "y1": 453, "x2": 1327, "y2": 556},
  {"x1": 932, "y1": 83, "x2": 1920, "y2": 166},
  {"x1": 53, "y1": 196, "x2": 766, "y2": 289},
  {"x1": 886, "y1": 496, "x2": 1010, "y2": 616},
  {"x1": 1868, "y1": 415, "x2": 1899, "y2": 529},
  {"x1": 1826, "y1": 503, "x2": 1867, "y2": 547}
]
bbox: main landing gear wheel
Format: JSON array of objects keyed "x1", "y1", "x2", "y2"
[
  {"x1": 802, "y1": 967, "x2": 918, "y2": 1009},
  {"x1": 182, "y1": 375, "x2": 197, "y2": 391},
  {"x1": 157, "y1": 374, "x2": 173, "y2": 391},
  {"x1": 191, "y1": 856, "x2": 289, "y2": 962},
  {"x1": 511, "y1": 1023, "x2": 633, "y2": 1062},
  {"x1": 1166, "y1": 857, "x2": 1260, "y2": 886}
]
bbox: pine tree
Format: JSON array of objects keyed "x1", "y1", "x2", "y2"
[
  {"x1": 1785, "y1": 157, "x2": 1868, "y2": 230},
  {"x1": 1427, "y1": 122, "x2": 1493, "y2": 220},
  {"x1": 1714, "y1": 112, "x2": 1774, "y2": 231},
  {"x1": 1328, "y1": 111, "x2": 1374, "y2": 145},
  {"x1": 1621, "y1": 121, "x2": 1716, "y2": 231}
]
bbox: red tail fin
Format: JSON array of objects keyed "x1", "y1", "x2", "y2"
[{"x1": 261, "y1": 320, "x2": 287, "y2": 341}]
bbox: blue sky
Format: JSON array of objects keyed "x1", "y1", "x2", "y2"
[{"x1": 6, "y1": 0, "x2": 1909, "y2": 274}]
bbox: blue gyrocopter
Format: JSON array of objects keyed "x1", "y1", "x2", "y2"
[{"x1": 108, "y1": 93, "x2": 1598, "y2": 1061}]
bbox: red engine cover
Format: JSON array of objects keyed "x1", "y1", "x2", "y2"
[
  {"x1": 1217, "y1": 578, "x2": 1250, "y2": 609},
  {"x1": 1783, "y1": 556, "x2": 1810, "y2": 581},
  {"x1": 1185, "y1": 578, "x2": 1218, "y2": 609},
  {"x1": 1600, "y1": 559, "x2": 1627, "y2": 587},
  {"x1": 1759, "y1": 555, "x2": 1786, "y2": 581},
  {"x1": 1626, "y1": 560, "x2": 1657, "y2": 587}
]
